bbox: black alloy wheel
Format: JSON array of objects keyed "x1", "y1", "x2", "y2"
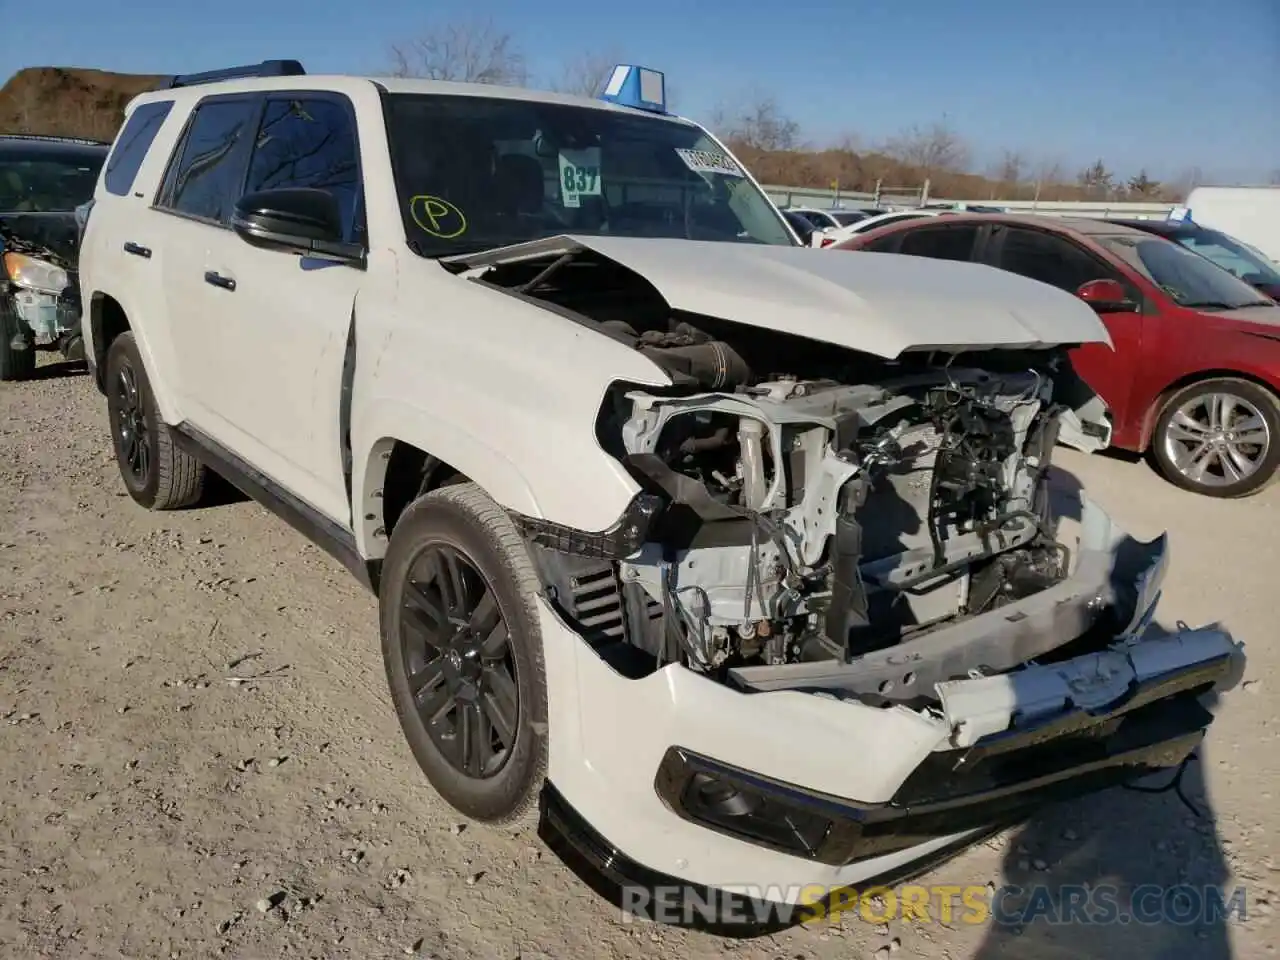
[
  {"x1": 113, "y1": 356, "x2": 151, "y2": 487},
  {"x1": 400, "y1": 544, "x2": 520, "y2": 779}
]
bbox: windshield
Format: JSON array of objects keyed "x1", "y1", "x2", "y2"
[
  {"x1": 1174, "y1": 228, "x2": 1280, "y2": 286},
  {"x1": 382, "y1": 93, "x2": 794, "y2": 256},
  {"x1": 0, "y1": 151, "x2": 104, "y2": 213},
  {"x1": 1099, "y1": 235, "x2": 1274, "y2": 310}
]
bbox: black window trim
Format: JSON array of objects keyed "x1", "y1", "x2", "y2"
[
  {"x1": 983, "y1": 222, "x2": 1149, "y2": 311},
  {"x1": 103, "y1": 99, "x2": 176, "y2": 198},
  {"x1": 151, "y1": 91, "x2": 265, "y2": 230},
  {"x1": 252, "y1": 90, "x2": 369, "y2": 249},
  {"x1": 874, "y1": 220, "x2": 988, "y2": 261},
  {"x1": 151, "y1": 90, "x2": 368, "y2": 247}
]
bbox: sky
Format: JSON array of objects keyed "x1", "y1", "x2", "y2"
[{"x1": 2, "y1": 0, "x2": 1277, "y2": 184}]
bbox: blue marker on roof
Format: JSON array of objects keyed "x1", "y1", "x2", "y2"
[{"x1": 599, "y1": 64, "x2": 667, "y2": 114}]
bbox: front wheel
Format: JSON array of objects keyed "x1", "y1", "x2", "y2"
[
  {"x1": 1151, "y1": 377, "x2": 1280, "y2": 498},
  {"x1": 379, "y1": 482, "x2": 549, "y2": 823}
]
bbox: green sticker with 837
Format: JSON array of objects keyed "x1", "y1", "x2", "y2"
[{"x1": 558, "y1": 148, "x2": 602, "y2": 208}]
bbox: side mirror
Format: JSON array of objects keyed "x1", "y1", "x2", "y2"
[
  {"x1": 231, "y1": 188, "x2": 364, "y2": 266},
  {"x1": 1076, "y1": 278, "x2": 1135, "y2": 313}
]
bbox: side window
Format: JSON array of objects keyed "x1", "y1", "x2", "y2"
[
  {"x1": 104, "y1": 101, "x2": 174, "y2": 196},
  {"x1": 863, "y1": 232, "x2": 899, "y2": 253},
  {"x1": 899, "y1": 225, "x2": 979, "y2": 262},
  {"x1": 160, "y1": 98, "x2": 257, "y2": 224},
  {"x1": 998, "y1": 228, "x2": 1110, "y2": 292},
  {"x1": 244, "y1": 98, "x2": 362, "y2": 241}
]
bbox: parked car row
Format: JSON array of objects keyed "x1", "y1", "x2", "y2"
[{"x1": 829, "y1": 211, "x2": 1280, "y2": 498}]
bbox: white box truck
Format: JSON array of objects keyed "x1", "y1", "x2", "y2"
[{"x1": 1184, "y1": 185, "x2": 1280, "y2": 263}]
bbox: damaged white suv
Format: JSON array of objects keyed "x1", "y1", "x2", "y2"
[{"x1": 79, "y1": 61, "x2": 1245, "y2": 922}]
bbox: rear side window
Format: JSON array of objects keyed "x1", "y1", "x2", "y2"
[
  {"x1": 899, "y1": 225, "x2": 978, "y2": 262},
  {"x1": 104, "y1": 101, "x2": 174, "y2": 196},
  {"x1": 243, "y1": 97, "x2": 363, "y2": 241},
  {"x1": 158, "y1": 98, "x2": 258, "y2": 224}
]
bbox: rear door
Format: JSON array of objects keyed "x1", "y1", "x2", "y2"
[{"x1": 983, "y1": 224, "x2": 1145, "y2": 433}]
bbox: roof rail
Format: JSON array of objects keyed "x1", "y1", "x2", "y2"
[{"x1": 162, "y1": 59, "x2": 306, "y2": 89}]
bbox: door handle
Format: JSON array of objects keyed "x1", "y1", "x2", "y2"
[
  {"x1": 204, "y1": 271, "x2": 236, "y2": 292},
  {"x1": 123, "y1": 241, "x2": 151, "y2": 259}
]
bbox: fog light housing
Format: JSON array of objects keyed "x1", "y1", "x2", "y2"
[{"x1": 657, "y1": 748, "x2": 836, "y2": 859}]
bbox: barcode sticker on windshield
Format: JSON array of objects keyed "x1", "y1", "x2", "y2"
[
  {"x1": 559, "y1": 148, "x2": 602, "y2": 208},
  {"x1": 675, "y1": 148, "x2": 744, "y2": 178}
]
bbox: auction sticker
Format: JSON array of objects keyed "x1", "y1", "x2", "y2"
[
  {"x1": 675, "y1": 148, "x2": 745, "y2": 178},
  {"x1": 559, "y1": 148, "x2": 602, "y2": 208}
]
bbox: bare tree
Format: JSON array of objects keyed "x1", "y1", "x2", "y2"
[
  {"x1": 712, "y1": 93, "x2": 801, "y2": 152},
  {"x1": 1029, "y1": 156, "x2": 1065, "y2": 203},
  {"x1": 550, "y1": 52, "x2": 620, "y2": 98},
  {"x1": 1077, "y1": 158, "x2": 1115, "y2": 199},
  {"x1": 389, "y1": 18, "x2": 528, "y2": 85},
  {"x1": 986, "y1": 149, "x2": 1026, "y2": 199},
  {"x1": 1126, "y1": 169, "x2": 1162, "y2": 198},
  {"x1": 883, "y1": 118, "x2": 970, "y2": 175}
]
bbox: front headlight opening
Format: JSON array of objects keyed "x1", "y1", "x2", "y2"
[{"x1": 3, "y1": 252, "x2": 69, "y2": 295}]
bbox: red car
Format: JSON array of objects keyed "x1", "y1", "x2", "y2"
[{"x1": 832, "y1": 214, "x2": 1280, "y2": 498}]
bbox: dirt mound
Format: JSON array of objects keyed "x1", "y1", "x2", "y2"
[{"x1": 0, "y1": 66, "x2": 165, "y2": 143}]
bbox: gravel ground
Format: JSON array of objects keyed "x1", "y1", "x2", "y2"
[{"x1": 2, "y1": 352, "x2": 1277, "y2": 960}]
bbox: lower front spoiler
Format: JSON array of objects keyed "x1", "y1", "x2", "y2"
[
  {"x1": 538, "y1": 670, "x2": 1221, "y2": 933},
  {"x1": 537, "y1": 781, "x2": 1006, "y2": 936}
]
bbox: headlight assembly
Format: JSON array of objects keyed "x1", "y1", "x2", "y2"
[{"x1": 3, "y1": 252, "x2": 69, "y2": 295}]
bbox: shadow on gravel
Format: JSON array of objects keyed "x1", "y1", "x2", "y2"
[
  {"x1": 970, "y1": 708, "x2": 1234, "y2": 960},
  {"x1": 971, "y1": 464, "x2": 1238, "y2": 959},
  {"x1": 26, "y1": 359, "x2": 87, "y2": 380},
  {"x1": 198, "y1": 471, "x2": 251, "y2": 508}
]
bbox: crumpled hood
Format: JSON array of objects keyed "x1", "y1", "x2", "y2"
[
  {"x1": 0, "y1": 212, "x2": 79, "y2": 270},
  {"x1": 446, "y1": 235, "x2": 1114, "y2": 359}
]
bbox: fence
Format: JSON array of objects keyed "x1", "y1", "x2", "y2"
[{"x1": 763, "y1": 183, "x2": 1176, "y2": 220}]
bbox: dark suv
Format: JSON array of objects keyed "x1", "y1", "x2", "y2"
[
  {"x1": 0, "y1": 134, "x2": 109, "y2": 380},
  {"x1": 1109, "y1": 217, "x2": 1280, "y2": 301}
]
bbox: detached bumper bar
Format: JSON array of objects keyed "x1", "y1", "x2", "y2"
[{"x1": 653, "y1": 629, "x2": 1237, "y2": 869}]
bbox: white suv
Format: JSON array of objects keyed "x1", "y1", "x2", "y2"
[{"x1": 78, "y1": 60, "x2": 1244, "y2": 925}]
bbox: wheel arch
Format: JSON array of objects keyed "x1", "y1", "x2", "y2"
[
  {"x1": 352, "y1": 405, "x2": 546, "y2": 562},
  {"x1": 88, "y1": 291, "x2": 132, "y2": 393},
  {"x1": 1138, "y1": 367, "x2": 1280, "y2": 452}
]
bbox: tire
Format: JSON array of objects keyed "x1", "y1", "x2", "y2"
[
  {"x1": 379, "y1": 482, "x2": 549, "y2": 824},
  {"x1": 0, "y1": 299, "x2": 36, "y2": 382},
  {"x1": 104, "y1": 331, "x2": 207, "y2": 510},
  {"x1": 1150, "y1": 377, "x2": 1280, "y2": 498}
]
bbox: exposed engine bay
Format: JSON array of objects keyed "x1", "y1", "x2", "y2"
[{"x1": 470, "y1": 248, "x2": 1141, "y2": 705}]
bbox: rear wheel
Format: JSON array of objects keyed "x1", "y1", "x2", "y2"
[
  {"x1": 1151, "y1": 377, "x2": 1280, "y2": 498},
  {"x1": 379, "y1": 482, "x2": 549, "y2": 823},
  {"x1": 0, "y1": 300, "x2": 36, "y2": 382},
  {"x1": 105, "y1": 332, "x2": 207, "y2": 509}
]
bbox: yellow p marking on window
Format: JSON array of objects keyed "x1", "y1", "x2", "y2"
[{"x1": 409, "y1": 195, "x2": 467, "y2": 239}]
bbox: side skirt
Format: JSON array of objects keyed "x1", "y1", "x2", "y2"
[{"x1": 171, "y1": 422, "x2": 380, "y2": 594}]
